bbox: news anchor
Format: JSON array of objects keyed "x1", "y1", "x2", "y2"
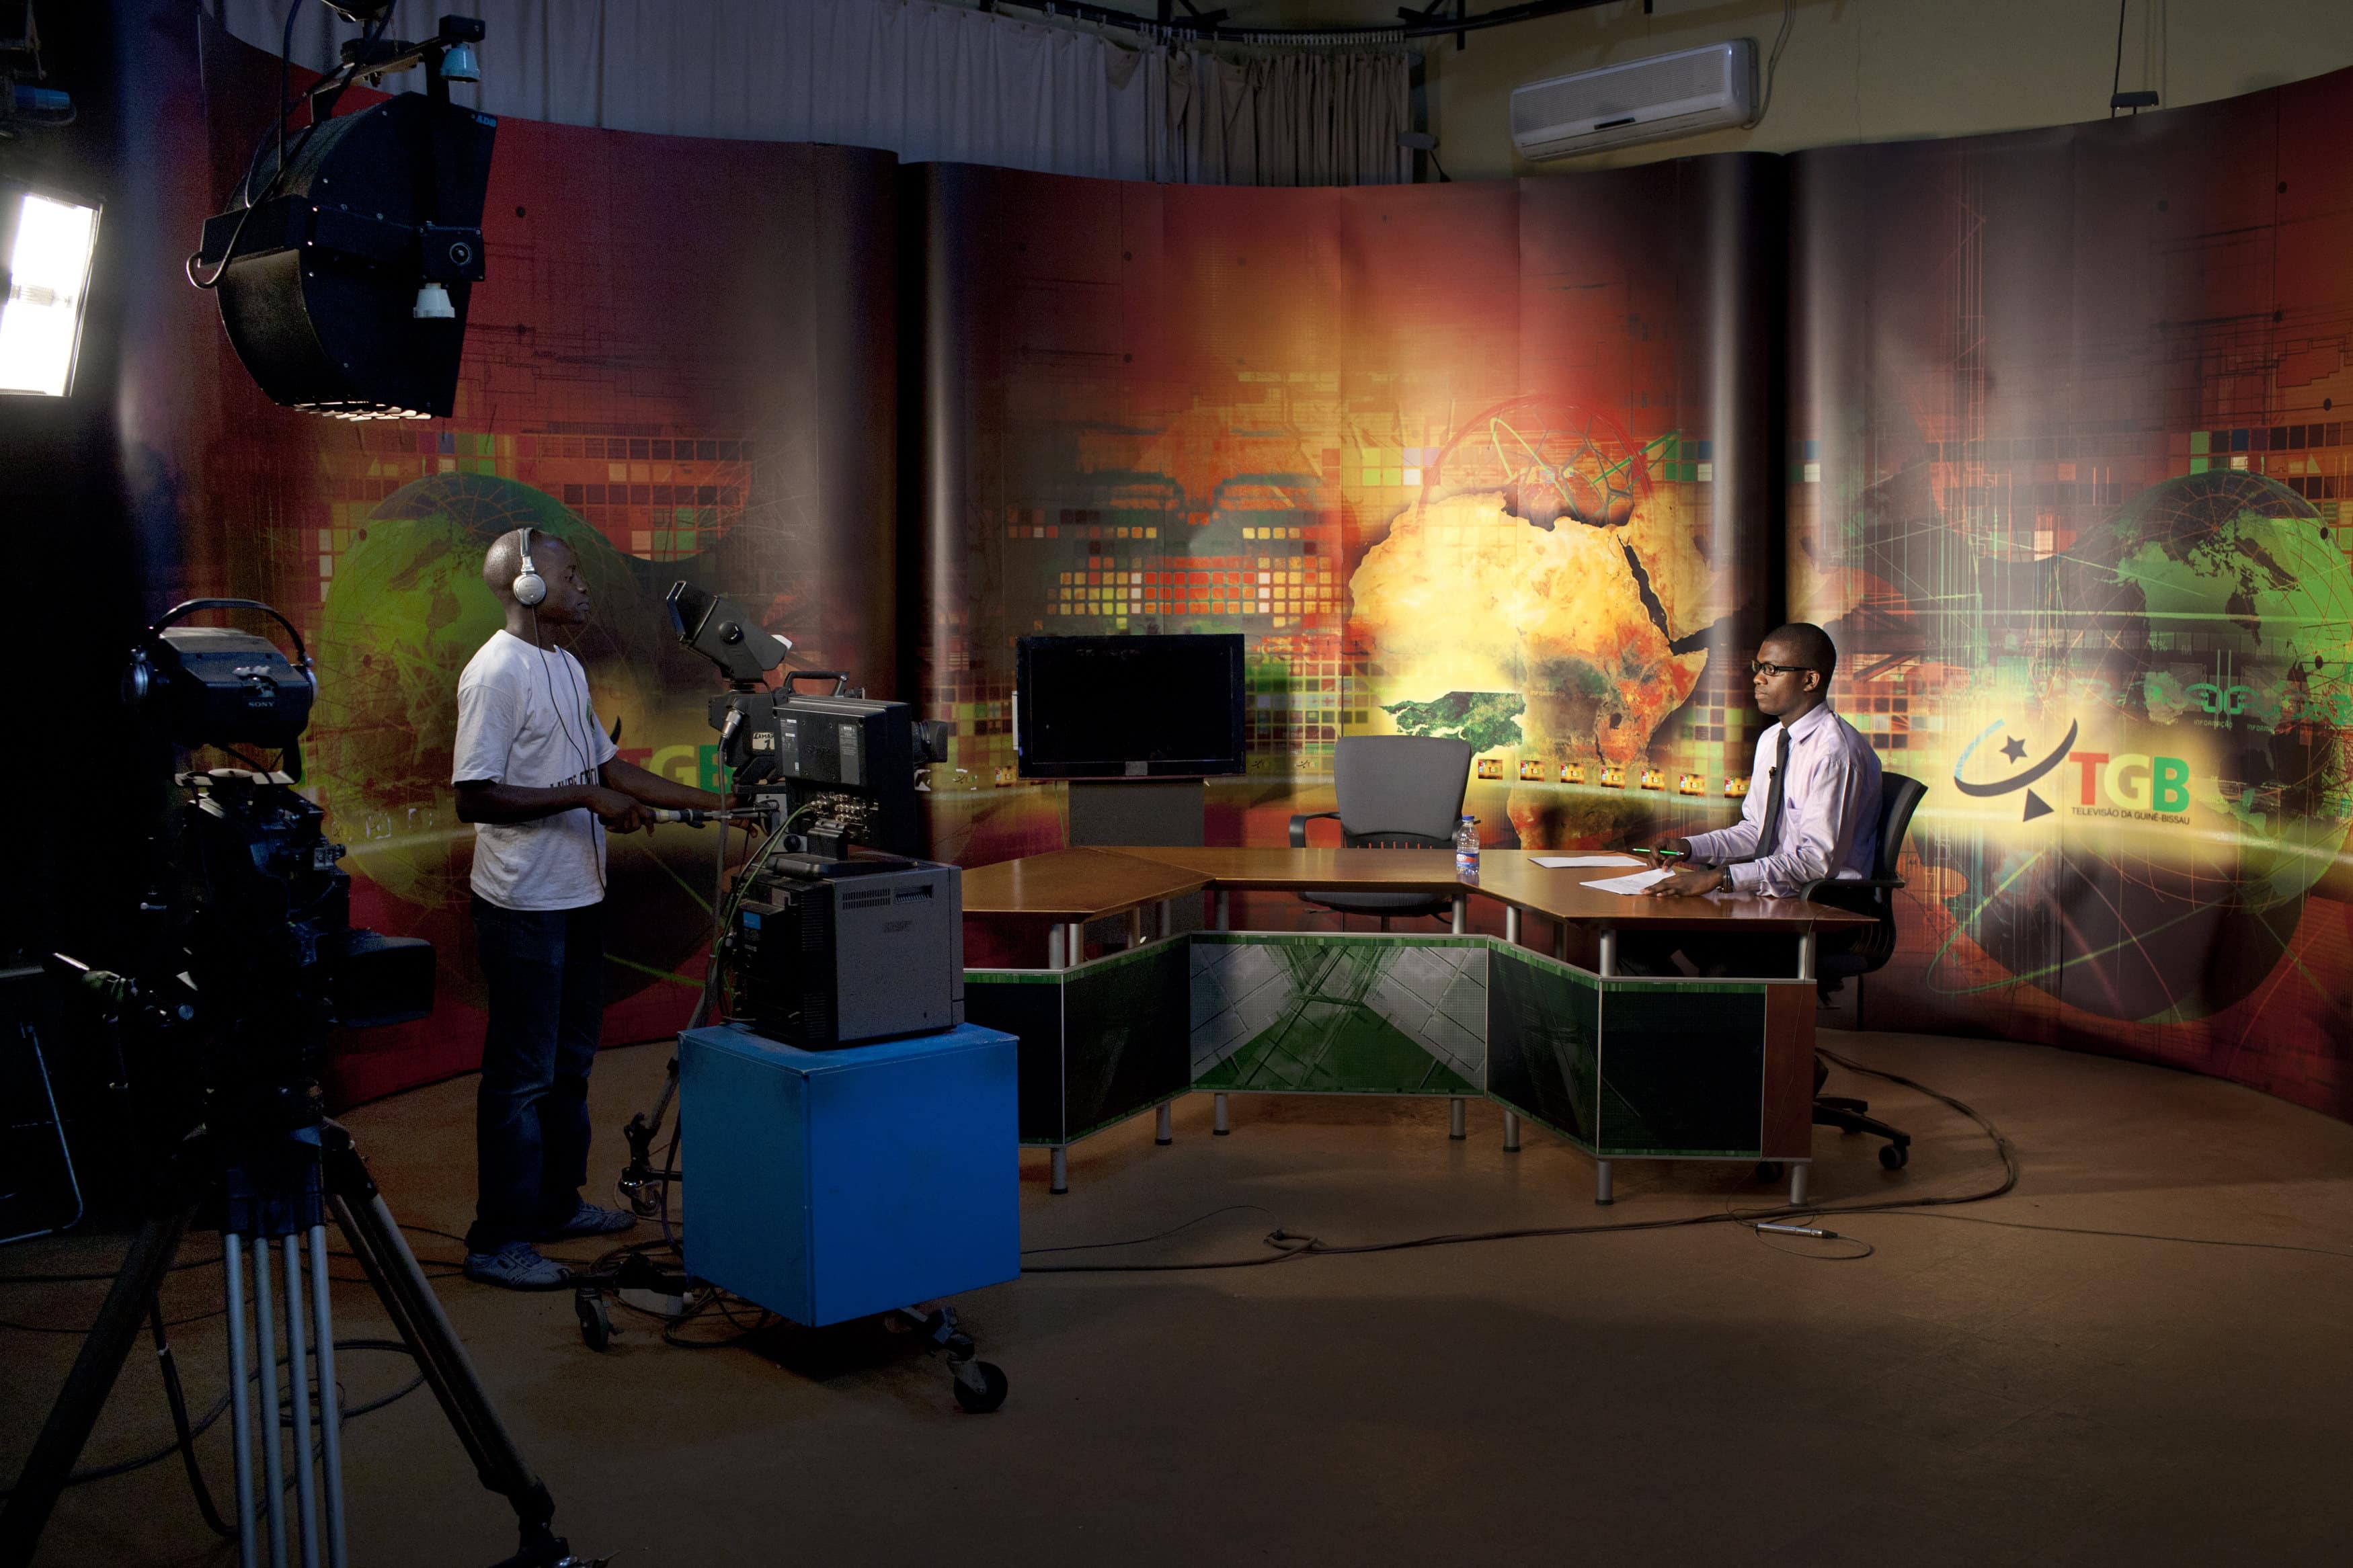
[{"x1": 1627, "y1": 622, "x2": 1880, "y2": 977}]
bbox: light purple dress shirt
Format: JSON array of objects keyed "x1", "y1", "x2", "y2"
[{"x1": 1685, "y1": 702, "x2": 1882, "y2": 897}]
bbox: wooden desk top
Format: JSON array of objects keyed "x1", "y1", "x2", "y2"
[
  {"x1": 959, "y1": 847, "x2": 1210, "y2": 921},
  {"x1": 1095, "y1": 845, "x2": 1876, "y2": 933},
  {"x1": 1463, "y1": 850, "x2": 1876, "y2": 931},
  {"x1": 1112, "y1": 844, "x2": 1466, "y2": 892}
]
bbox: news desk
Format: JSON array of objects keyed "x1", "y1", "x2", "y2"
[{"x1": 959, "y1": 848, "x2": 1876, "y2": 1206}]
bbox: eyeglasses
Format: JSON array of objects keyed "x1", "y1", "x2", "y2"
[{"x1": 1747, "y1": 659, "x2": 1821, "y2": 679}]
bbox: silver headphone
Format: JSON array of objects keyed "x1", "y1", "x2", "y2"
[{"x1": 512, "y1": 526, "x2": 546, "y2": 607}]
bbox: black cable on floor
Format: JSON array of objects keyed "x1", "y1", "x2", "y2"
[
  {"x1": 151, "y1": 1293, "x2": 235, "y2": 1539},
  {"x1": 0, "y1": 1341, "x2": 426, "y2": 1501},
  {"x1": 1020, "y1": 1204, "x2": 1281, "y2": 1256},
  {"x1": 1016, "y1": 1048, "x2": 2040, "y2": 1274}
]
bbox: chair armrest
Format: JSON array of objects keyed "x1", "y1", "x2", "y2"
[
  {"x1": 1796, "y1": 875, "x2": 1905, "y2": 913},
  {"x1": 1289, "y1": 811, "x2": 1341, "y2": 849}
]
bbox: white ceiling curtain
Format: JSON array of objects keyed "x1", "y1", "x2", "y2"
[{"x1": 204, "y1": 0, "x2": 1410, "y2": 186}]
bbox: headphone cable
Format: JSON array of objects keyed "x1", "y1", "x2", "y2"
[{"x1": 521, "y1": 542, "x2": 607, "y2": 896}]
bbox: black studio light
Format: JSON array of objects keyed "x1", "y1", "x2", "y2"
[{"x1": 190, "y1": 9, "x2": 495, "y2": 421}]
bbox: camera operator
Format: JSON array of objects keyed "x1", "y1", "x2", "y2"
[{"x1": 451, "y1": 527, "x2": 721, "y2": 1289}]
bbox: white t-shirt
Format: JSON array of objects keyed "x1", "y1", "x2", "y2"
[{"x1": 452, "y1": 630, "x2": 619, "y2": 911}]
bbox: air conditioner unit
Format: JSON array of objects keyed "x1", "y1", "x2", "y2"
[{"x1": 1511, "y1": 40, "x2": 1756, "y2": 162}]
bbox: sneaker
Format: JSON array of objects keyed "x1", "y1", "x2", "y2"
[
  {"x1": 463, "y1": 1241, "x2": 571, "y2": 1291},
  {"x1": 539, "y1": 1200, "x2": 638, "y2": 1241}
]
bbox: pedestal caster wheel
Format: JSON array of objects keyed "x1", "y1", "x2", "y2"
[
  {"x1": 574, "y1": 1287, "x2": 612, "y2": 1352},
  {"x1": 1755, "y1": 1161, "x2": 1784, "y2": 1183},
  {"x1": 952, "y1": 1359, "x2": 1009, "y2": 1413},
  {"x1": 1879, "y1": 1143, "x2": 1910, "y2": 1170}
]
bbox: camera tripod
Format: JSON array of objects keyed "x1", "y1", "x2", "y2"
[{"x1": 0, "y1": 1118, "x2": 595, "y2": 1568}]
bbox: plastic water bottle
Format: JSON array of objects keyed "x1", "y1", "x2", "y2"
[{"x1": 1453, "y1": 814, "x2": 1480, "y2": 876}]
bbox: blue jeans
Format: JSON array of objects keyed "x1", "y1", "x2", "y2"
[{"x1": 467, "y1": 897, "x2": 603, "y2": 1253}]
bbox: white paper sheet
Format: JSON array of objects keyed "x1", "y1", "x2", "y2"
[
  {"x1": 1531, "y1": 855, "x2": 1647, "y2": 869},
  {"x1": 1580, "y1": 867, "x2": 1675, "y2": 895}
]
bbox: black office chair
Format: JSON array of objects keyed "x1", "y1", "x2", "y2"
[
  {"x1": 1796, "y1": 770, "x2": 1927, "y2": 1170},
  {"x1": 1289, "y1": 735, "x2": 1474, "y2": 929}
]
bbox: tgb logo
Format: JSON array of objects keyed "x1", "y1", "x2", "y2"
[
  {"x1": 1954, "y1": 719, "x2": 2194, "y2": 823},
  {"x1": 2063, "y1": 749, "x2": 2194, "y2": 817},
  {"x1": 1952, "y1": 719, "x2": 2078, "y2": 821}
]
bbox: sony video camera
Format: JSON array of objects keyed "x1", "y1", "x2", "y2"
[
  {"x1": 67, "y1": 600, "x2": 434, "y2": 1142},
  {"x1": 663, "y1": 582, "x2": 965, "y2": 1048}
]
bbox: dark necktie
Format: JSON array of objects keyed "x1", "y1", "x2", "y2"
[{"x1": 1734, "y1": 726, "x2": 1793, "y2": 864}]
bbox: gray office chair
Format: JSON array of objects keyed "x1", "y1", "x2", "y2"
[
  {"x1": 1289, "y1": 735, "x2": 1474, "y2": 928},
  {"x1": 1796, "y1": 770, "x2": 1927, "y2": 1169}
]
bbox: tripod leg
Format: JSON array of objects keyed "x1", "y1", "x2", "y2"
[
  {"x1": 225, "y1": 1234, "x2": 260, "y2": 1568},
  {"x1": 323, "y1": 1144, "x2": 571, "y2": 1566},
  {"x1": 282, "y1": 1234, "x2": 321, "y2": 1568},
  {"x1": 252, "y1": 1237, "x2": 290, "y2": 1568},
  {"x1": 307, "y1": 1225, "x2": 347, "y2": 1568},
  {"x1": 0, "y1": 1204, "x2": 192, "y2": 1568}
]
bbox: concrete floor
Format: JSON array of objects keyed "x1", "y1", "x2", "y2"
[{"x1": 7, "y1": 1028, "x2": 2353, "y2": 1567}]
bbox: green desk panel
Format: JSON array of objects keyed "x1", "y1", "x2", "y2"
[
  {"x1": 967, "y1": 939, "x2": 1189, "y2": 1145},
  {"x1": 970, "y1": 932, "x2": 1789, "y2": 1161},
  {"x1": 1191, "y1": 933, "x2": 1485, "y2": 1096}
]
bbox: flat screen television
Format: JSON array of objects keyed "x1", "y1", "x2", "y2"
[{"x1": 1014, "y1": 634, "x2": 1246, "y2": 779}]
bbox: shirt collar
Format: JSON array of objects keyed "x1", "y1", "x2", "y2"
[{"x1": 1782, "y1": 702, "x2": 1835, "y2": 744}]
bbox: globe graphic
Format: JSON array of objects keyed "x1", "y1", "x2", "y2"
[
  {"x1": 306, "y1": 472, "x2": 721, "y2": 1009},
  {"x1": 1940, "y1": 469, "x2": 2353, "y2": 1022}
]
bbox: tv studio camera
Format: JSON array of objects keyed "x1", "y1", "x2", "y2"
[
  {"x1": 0, "y1": 600, "x2": 596, "y2": 1568},
  {"x1": 655, "y1": 580, "x2": 963, "y2": 1046},
  {"x1": 580, "y1": 585, "x2": 1008, "y2": 1413}
]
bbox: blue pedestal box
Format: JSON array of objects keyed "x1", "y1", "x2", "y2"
[{"x1": 677, "y1": 1021, "x2": 1020, "y2": 1328}]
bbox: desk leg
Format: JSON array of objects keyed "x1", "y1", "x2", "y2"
[
  {"x1": 1213, "y1": 1094, "x2": 1230, "y2": 1135},
  {"x1": 1505, "y1": 906, "x2": 1521, "y2": 946},
  {"x1": 1050, "y1": 1146, "x2": 1068, "y2": 1195},
  {"x1": 1449, "y1": 1098, "x2": 1467, "y2": 1140},
  {"x1": 1554, "y1": 921, "x2": 1568, "y2": 962},
  {"x1": 1503, "y1": 1112, "x2": 1521, "y2": 1152},
  {"x1": 1047, "y1": 925, "x2": 1066, "y2": 969},
  {"x1": 1155, "y1": 1103, "x2": 1172, "y2": 1146},
  {"x1": 1595, "y1": 1159, "x2": 1614, "y2": 1206},
  {"x1": 1156, "y1": 899, "x2": 1172, "y2": 939},
  {"x1": 1451, "y1": 894, "x2": 1467, "y2": 934},
  {"x1": 1129, "y1": 907, "x2": 1147, "y2": 948},
  {"x1": 1798, "y1": 930, "x2": 1817, "y2": 981},
  {"x1": 1215, "y1": 891, "x2": 1230, "y2": 931},
  {"x1": 1597, "y1": 927, "x2": 1619, "y2": 977},
  {"x1": 1789, "y1": 1162, "x2": 1809, "y2": 1206}
]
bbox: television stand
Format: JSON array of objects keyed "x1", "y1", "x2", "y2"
[
  {"x1": 1067, "y1": 777, "x2": 1205, "y2": 849},
  {"x1": 1068, "y1": 779, "x2": 1206, "y2": 955}
]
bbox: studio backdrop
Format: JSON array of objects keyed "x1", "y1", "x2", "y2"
[
  {"x1": 1789, "y1": 72, "x2": 2353, "y2": 1117},
  {"x1": 138, "y1": 15, "x2": 2353, "y2": 1120}
]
